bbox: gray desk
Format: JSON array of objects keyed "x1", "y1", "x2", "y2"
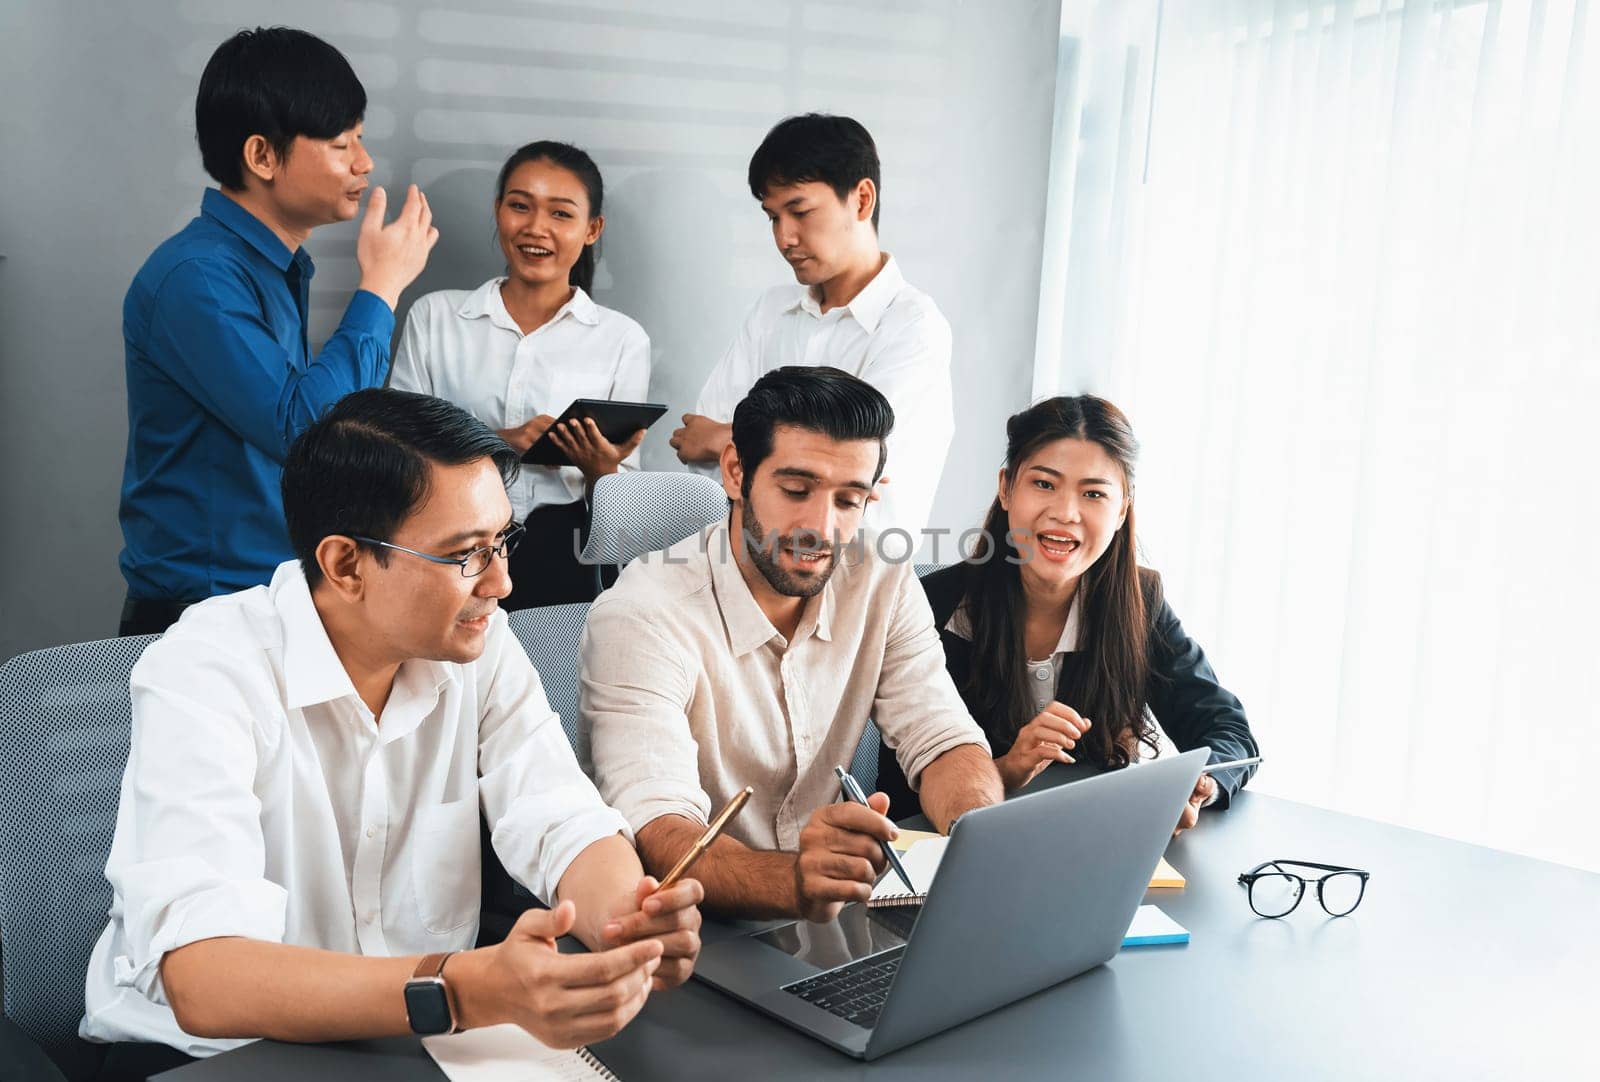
[{"x1": 159, "y1": 778, "x2": 1595, "y2": 1081}]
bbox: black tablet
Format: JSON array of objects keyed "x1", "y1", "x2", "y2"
[{"x1": 521, "y1": 398, "x2": 669, "y2": 466}]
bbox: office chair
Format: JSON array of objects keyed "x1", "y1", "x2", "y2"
[
  {"x1": 472, "y1": 603, "x2": 593, "y2": 942},
  {"x1": 581, "y1": 471, "x2": 728, "y2": 592},
  {"x1": 848, "y1": 721, "x2": 883, "y2": 792},
  {"x1": 0, "y1": 635, "x2": 157, "y2": 1082},
  {"x1": 507, "y1": 604, "x2": 589, "y2": 757}
]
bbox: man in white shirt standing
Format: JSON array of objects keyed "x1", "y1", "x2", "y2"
[
  {"x1": 670, "y1": 113, "x2": 954, "y2": 545},
  {"x1": 81, "y1": 389, "x2": 701, "y2": 1074}
]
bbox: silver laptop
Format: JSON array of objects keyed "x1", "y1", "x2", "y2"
[{"x1": 692, "y1": 747, "x2": 1208, "y2": 1060}]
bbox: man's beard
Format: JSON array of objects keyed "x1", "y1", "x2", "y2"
[{"x1": 740, "y1": 500, "x2": 838, "y2": 598}]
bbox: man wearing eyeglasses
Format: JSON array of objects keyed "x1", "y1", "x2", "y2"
[{"x1": 81, "y1": 389, "x2": 701, "y2": 1076}]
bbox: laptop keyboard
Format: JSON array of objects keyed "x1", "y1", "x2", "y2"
[{"x1": 782, "y1": 946, "x2": 905, "y2": 1029}]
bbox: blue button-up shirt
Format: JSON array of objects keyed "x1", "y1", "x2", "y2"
[{"x1": 118, "y1": 188, "x2": 394, "y2": 601}]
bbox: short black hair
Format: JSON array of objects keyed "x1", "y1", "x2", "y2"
[
  {"x1": 282, "y1": 389, "x2": 519, "y2": 588},
  {"x1": 747, "y1": 113, "x2": 882, "y2": 229},
  {"x1": 196, "y1": 27, "x2": 366, "y2": 191},
  {"x1": 730, "y1": 366, "x2": 895, "y2": 497}
]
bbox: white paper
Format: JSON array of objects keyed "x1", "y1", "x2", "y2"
[
  {"x1": 870, "y1": 836, "x2": 949, "y2": 901},
  {"x1": 423, "y1": 1024, "x2": 607, "y2": 1082}
]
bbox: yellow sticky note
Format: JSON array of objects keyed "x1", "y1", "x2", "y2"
[
  {"x1": 890, "y1": 828, "x2": 941, "y2": 852},
  {"x1": 1148, "y1": 857, "x2": 1186, "y2": 889}
]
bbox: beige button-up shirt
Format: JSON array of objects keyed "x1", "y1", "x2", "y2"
[{"x1": 580, "y1": 519, "x2": 989, "y2": 851}]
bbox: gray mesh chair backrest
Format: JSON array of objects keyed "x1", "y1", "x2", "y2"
[
  {"x1": 507, "y1": 605, "x2": 590, "y2": 759},
  {"x1": 848, "y1": 720, "x2": 883, "y2": 791},
  {"x1": 0, "y1": 635, "x2": 155, "y2": 1070},
  {"x1": 581, "y1": 471, "x2": 727, "y2": 567}
]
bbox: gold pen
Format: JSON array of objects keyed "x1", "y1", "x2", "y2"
[{"x1": 657, "y1": 786, "x2": 754, "y2": 891}]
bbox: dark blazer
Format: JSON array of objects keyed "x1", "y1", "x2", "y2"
[{"x1": 878, "y1": 564, "x2": 1259, "y2": 819}]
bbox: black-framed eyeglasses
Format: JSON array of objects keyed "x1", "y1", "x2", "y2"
[
  {"x1": 1237, "y1": 860, "x2": 1370, "y2": 918},
  {"x1": 351, "y1": 523, "x2": 525, "y2": 578}
]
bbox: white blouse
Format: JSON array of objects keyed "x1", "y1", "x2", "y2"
[
  {"x1": 392, "y1": 279, "x2": 651, "y2": 520},
  {"x1": 947, "y1": 595, "x2": 1082, "y2": 715}
]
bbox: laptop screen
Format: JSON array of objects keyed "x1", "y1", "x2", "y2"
[{"x1": 752, "y1": 903, "x2": 914, "y2": 972}]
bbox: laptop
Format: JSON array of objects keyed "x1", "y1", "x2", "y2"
[{"x1": 692, "y1": 747, "x2": 1208, "y2": 1060}]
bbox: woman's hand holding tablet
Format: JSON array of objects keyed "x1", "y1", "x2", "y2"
[{"x1": 522, "y1": 398, "x2": 668, "y2": 468}]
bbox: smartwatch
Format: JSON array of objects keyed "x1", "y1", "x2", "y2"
[{"x1": 404, "y1": 952, "x2": 460, "y2": 1035}]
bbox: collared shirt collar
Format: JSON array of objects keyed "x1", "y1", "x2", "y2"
[
  {"x1": 945, "y1": 589, "x2": 1082, "y2": 657},
  {"x1": 272, "y1": 562, "x2": 454, "y2": 733},
  {"x1": 200, "y1": 187, "x2": 299, "y2": 273},
  {"x1": 806, "y1": 576, "x2": 834, "y2": 642},
  {"x1": 788, "y1": 255, "x2": 904, "y2": 334},
  {"x1": 457, "y1": 279, "x2": 601, "y2": 334},
  {"x1": 705, "y1": 518, "x2": 831, "y2": 655}
]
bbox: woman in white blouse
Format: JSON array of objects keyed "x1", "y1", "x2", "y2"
[{"x1": 392, "y1": 141, "x2": 649, "y2": 608}]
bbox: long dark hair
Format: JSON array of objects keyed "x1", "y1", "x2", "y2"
[
  {"x1": 960, "y1": 395, "x2": 1157, "y2": 768},
  {"x1": 495, "y1": 140, "x2": 604, "y2": 294}
]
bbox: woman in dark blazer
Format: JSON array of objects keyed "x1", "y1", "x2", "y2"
[{"x1": 878, "y1": 395, "x2": 1258, "y2": 832}]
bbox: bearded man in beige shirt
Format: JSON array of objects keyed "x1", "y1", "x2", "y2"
[{"x1": 581, "y1": 366, "x2": 1003, "y2": 922}]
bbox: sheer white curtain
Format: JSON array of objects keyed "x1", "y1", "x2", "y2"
[{"x1": 1039, "y1": 0, "x2": 1600, "y2": 872}]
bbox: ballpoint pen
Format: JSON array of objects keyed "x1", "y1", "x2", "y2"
[
  {"x1": 834, "y1": 765, "x2": 916, "y2": 896},
  {"x1": 1204, "y1": 755, "x2": 1262, "y2": 773},
  {"x1": 658, "y1": 786, "x2": 753, "y2": 891}
]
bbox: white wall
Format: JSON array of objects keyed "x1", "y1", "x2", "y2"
[{"x1": 0, "y1": 0, "x2": 1063, "y2": 660}]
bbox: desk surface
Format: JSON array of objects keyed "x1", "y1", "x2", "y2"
[{"x1": 160, "y1": 775, "x2": 1595, "y2": 1081}]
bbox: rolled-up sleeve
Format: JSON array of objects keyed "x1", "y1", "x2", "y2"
[
  {"x1": 872, "y1": 563, "x2": 990, "y2": 791},
  {"x1": 476, "y1": 622, "x2": 630, "y2": 904},
  {"x1": 579, "y1": 596, "x2": 712, "y2": 834},
  {"x1": 110, "y1": 658, "x2": 289, "y2": 1003}
]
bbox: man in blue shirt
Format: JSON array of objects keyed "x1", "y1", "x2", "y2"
[{"x1": 118, "y1": 27, "x2": 438, "y2": 635}]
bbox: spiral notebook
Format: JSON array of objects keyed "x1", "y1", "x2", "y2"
[
  {"x1": 423, "y1": 1024, "x2": 621, "y2": 1081},
  {"x1": 867, "y1": 836, "x2": 950, "y2": 906},
  {"x1": 869, "y1": 836, "x2": 1186, "y2": 906}
]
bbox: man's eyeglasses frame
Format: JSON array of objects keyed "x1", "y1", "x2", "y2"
[{"x1": 350, "y1": 523, "x2": 525, "y2": 578}]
